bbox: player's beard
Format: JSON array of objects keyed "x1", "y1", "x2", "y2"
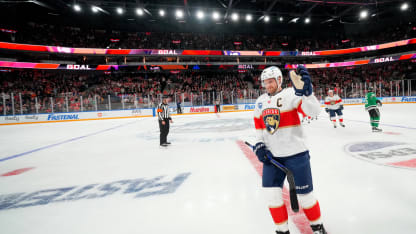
[{"x1": 266, "y1": 83, "x2": 281, "y2": 96}]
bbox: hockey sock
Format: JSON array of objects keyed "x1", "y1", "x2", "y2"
[
  {"x1": 370, "y1": 117, "x2": 380, "y2": 127},
  {"x1": 264, "y1": 187, "x2": 288, "y2": 232},
  {"x1": 374, "y1": 116, "x2": 380, "y2": 127},
  {"x1": 269, "y1": 204, "x2": 289, "y2": 232},
  {"x1": 303, "y1": 201, "x2": 322, "y2": 225},
  {"x1": 298, "y1": 192, "x2": 322, "y2": 225}
]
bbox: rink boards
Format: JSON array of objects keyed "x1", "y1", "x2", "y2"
[{"x1": 1, "y1": 96, "x2": 415, "y2": 125}]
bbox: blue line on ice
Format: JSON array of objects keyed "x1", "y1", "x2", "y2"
[{"x1": 0, "y1": 121, "x2": 137, "y2": 163}]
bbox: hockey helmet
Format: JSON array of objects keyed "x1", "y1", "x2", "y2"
[{"x1": 261, "y1": 66, "x2": 283, "y2": 87}]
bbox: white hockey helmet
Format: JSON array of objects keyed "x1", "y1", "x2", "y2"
[{"x1": 261, "y1": 66, "x2": 283, "y2": 88}]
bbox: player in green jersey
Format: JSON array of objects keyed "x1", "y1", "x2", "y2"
[{"x1": 365, "y1": 86, "x2": 382, "y2": 132}]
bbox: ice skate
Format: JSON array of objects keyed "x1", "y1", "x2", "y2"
[
  {"x1": 311, "y1": 224, "x2": 327, "y2": 234},
  {"x1": 372, "y1": 126, "x2": 382, "y2": 132}
]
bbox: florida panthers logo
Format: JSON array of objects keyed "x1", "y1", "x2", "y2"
[{"x1": 262, "y1": 108, "x2": 280, "y2": 134}]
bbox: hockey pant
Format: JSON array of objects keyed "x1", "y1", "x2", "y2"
[
  {"x1": 329, "y1": 109, "x2": 343, "y2": 123},
  {"x1": 159, "y1": 120, "x2": 170, "y2": 145},
  {"x1": 368, "y1": 108, "x2": 380, "y2": 127},
  {"x1": 262, "y1": 151, "x2": 322, "y2": 231}
]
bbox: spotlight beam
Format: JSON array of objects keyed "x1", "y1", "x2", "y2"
[
  {"x1": 143, "y1": 8, "x2": 152, "y2": 16},
  {"x1": 256, "y1": 15, "x2": 264, "y2": 22},
  {"x1": 224, "y1": 0, "x2": 233, "y2": 20},
  {"x1": 184, "y1": 0, "x2": 191, "y2": 17},
  {"x1": 320, "y1": 4, "x2": 358, "y2": 24},
  {"x1": 266, "y1": 0, "x2": 279, "y2": 12},
  {"x1": 216, "y1": 0, "x2": 227, "y2": 8}
]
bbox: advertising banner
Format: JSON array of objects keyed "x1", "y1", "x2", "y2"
[{"x1": 0, "y1": 109, "x2": 153, "y2": 125}]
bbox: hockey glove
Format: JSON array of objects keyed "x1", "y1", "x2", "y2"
[
  {"x1": 325, "y1": 108, "x2": 329, "y2": 113},
  {"x1": 254, "y1": 142, "x2": 271, "y2": 164},
  {"x1": 340, "y1": 105, "x2": 344, "y2": 110},
  {"x1": 376, "y1": 100, "x2": 382, "y2": 107},
  {"x1": 289, "y1": 65, "x2": 313, "y2": 97}
]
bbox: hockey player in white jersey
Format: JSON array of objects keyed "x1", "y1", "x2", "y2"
[
  {"x1": 324, "y1": 90, "x2": 345, "y2": 128},
  {"x1": 252, "y1": 65, "x2": 327, "y2": 234}
]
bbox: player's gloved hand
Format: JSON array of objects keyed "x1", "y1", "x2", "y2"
[
  {"x1": 289, "y1": 65, "x2": 313, "y2": 97},
  {"x1": 376, "y1": 100, "x2": 382, "y2": 107},
  {"x1": 340, "y1": 105, "x2": 344, "y2": 110},
  {"x1": 325, "y1": 108, "x2": 329, "y2": 113},
  {"x1": 254, "y1": 142, "x2": 271, "y2": 164}
]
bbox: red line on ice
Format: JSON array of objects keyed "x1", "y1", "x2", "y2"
[{"x1": 1, "y1": 167, "x2": 34, "y2": 176}]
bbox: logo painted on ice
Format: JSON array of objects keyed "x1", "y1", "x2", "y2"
[
  {"x1": 0, "y1": 173, "x2": 191, "y2": 211},
  {"x1": 345, "y1": 142, "x2": 416, "y2": 170}
]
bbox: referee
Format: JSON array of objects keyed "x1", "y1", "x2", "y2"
[{"x1": 157, "y1": 96, "x2": 173, "y2": 147}]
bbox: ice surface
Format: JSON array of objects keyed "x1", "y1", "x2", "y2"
[{"x1": 0, "y1": 104, "x2": 415, "y2": 234}]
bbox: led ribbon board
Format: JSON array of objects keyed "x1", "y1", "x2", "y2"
[{"x1": 0, "y1": 38, "x2": 415, "y2": 56}]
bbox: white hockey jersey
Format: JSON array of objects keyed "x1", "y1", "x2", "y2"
[
  {"x1": 324, "y1": 95, "x2": 343, "y2": 110},
  {"x1": 254, "y1": 88, "x2": 321, "y2": 157}
]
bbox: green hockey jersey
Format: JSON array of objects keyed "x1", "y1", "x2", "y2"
[{"x1": 365, "y1": 92, "x2": 377, "y2": 110}]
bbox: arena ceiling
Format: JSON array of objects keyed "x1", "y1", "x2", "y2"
[{"x1": 0, "y1": 0, "x2": 414, "y2": 35}]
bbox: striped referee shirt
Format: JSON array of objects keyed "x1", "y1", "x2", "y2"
[{"x1": 157, "y1": 103, "x2": 171, "y2": 121}]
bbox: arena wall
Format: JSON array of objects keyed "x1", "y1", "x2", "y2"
[{"x1": 1, "y1": 96, "x2": 415, "y2": 125}]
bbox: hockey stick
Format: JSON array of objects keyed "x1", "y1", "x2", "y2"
[{"x1": 245, "y1": 141, "x2": 299, "y2": 212}]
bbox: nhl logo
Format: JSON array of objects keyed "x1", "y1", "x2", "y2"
[
  {"x1": 262, "y1": 108, "x2": 280, "y2": 134},
  {"x1": 345, "y1": 141, "x2": 416, "y2": 170}
]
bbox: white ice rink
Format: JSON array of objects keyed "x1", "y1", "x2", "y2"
[{"x1": 1, "y1": 104, "x2": 416, "y2": 234}]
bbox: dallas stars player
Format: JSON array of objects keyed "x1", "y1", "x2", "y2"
[{"x1": 365, "y1": 86, "x2": 382, "y2": 132}]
